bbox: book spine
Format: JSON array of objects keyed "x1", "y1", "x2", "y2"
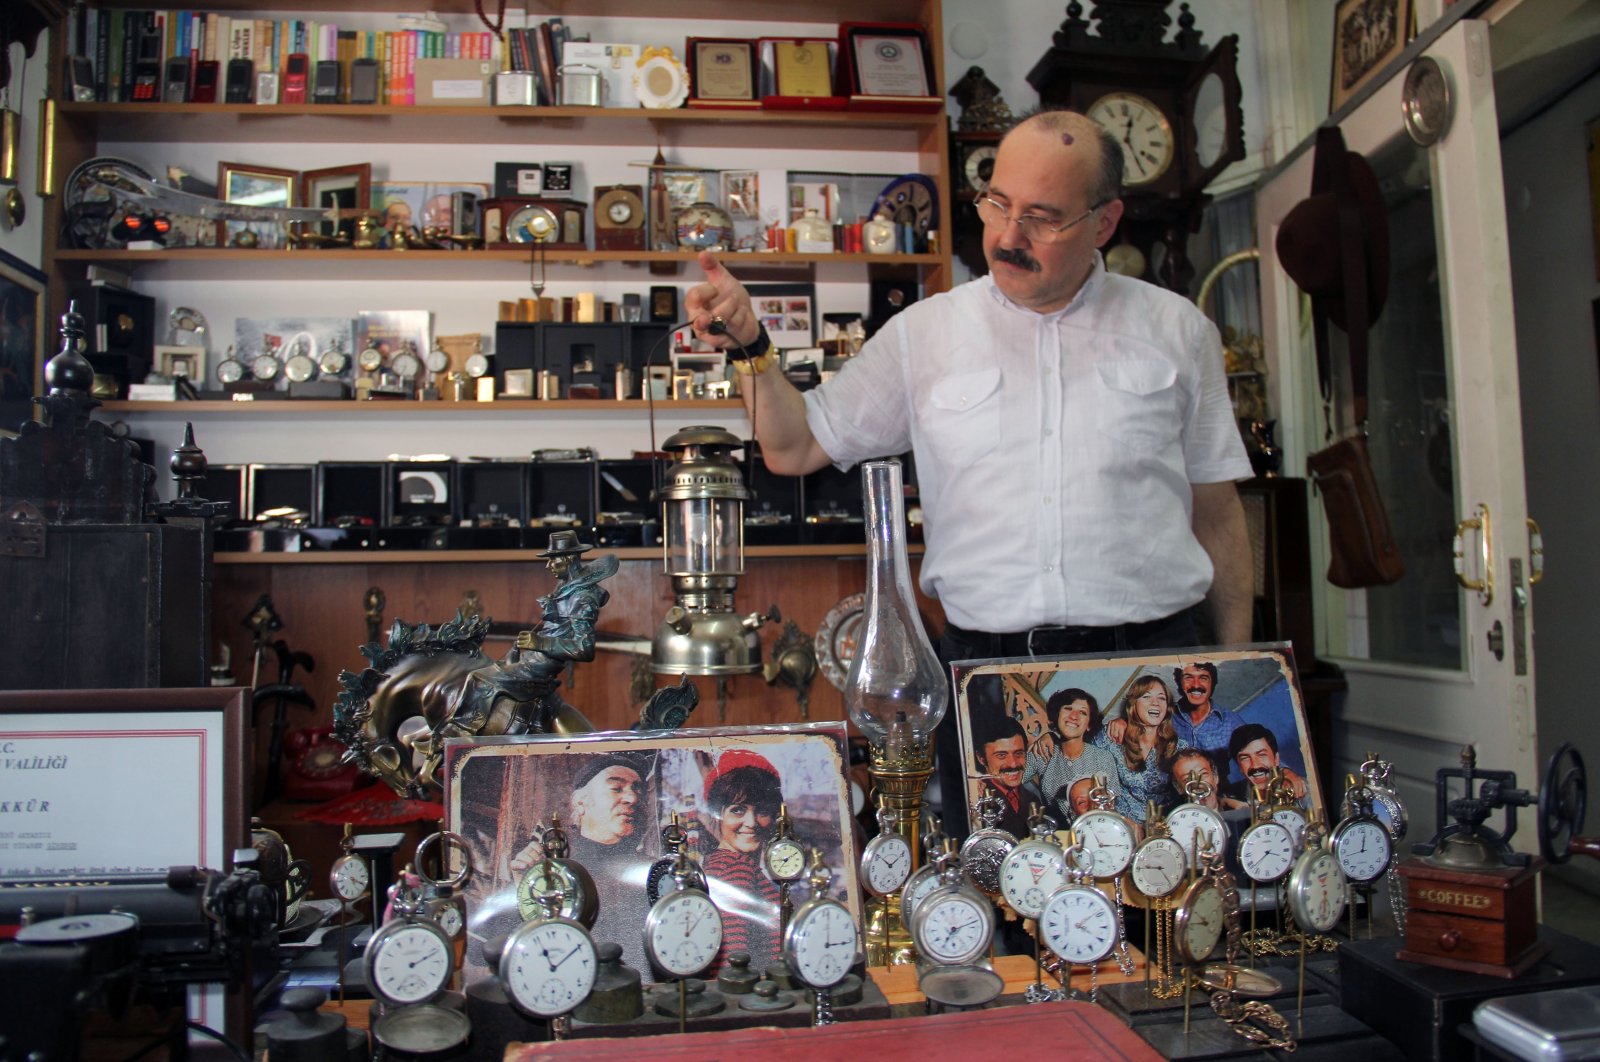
[{"x1": 93, "y1": 9, "x2": 108, "y2": 99}]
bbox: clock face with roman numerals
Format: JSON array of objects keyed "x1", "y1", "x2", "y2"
[{"x1": 1087, "y1": 92, "x2": 1175, "y2": 188}]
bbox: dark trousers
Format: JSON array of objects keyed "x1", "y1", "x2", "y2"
[{"x1": 932, "y1": 607, "x2": 1202, "y2": 842}]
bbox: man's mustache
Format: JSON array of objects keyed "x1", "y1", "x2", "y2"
[{"x1": 992, "y1": 247, "x2": 1041, "y2": 272}]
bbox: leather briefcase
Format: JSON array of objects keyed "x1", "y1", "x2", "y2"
[{"x1": 1305, "y1": 433, "x2": 1405, "y2": 588}]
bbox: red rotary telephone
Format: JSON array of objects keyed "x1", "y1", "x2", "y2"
[{"x1": 283, "y1": 726, "x2": 369, "y2": 802}]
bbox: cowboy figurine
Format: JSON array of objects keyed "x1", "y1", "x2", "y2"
[{"x1": 514, "y1": 529, "x2": 620, "y2": 665}]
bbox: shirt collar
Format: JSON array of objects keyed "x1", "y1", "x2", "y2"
[{"x1": 981, "y1": 251, "x2": 1108, "y2": 320}]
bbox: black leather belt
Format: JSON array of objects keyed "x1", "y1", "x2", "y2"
[{"x1": 942, "y1": 610, "x2": 1196, "y2": 658}]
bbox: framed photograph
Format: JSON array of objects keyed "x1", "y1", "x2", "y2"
[
  {"x1": 748, "y1": 283, "x2": 816, "y2": 349},
  {"x1": 841, "y1": 23, "x2": 935, "y2": 99},
  {"x1": 371, "y1": 182, "x2": 492, "y2": 235},
  {"x1": 217, "y1": 161, "x2": 297, "y2": 249},
  {"x1": 503, "y1": 368, "x2": 534, "y2": 397},
  {"x1": 0, "y1": 246, "x2": 46, "y2": 435},
  {"x1": 356, "y1": 309, "x2": 432, "y2": 365},
  {"x1": 155, "y1": 344, "x2": 206, "y2": 383},
  {"x1": 444, "y1": 723, "x2": 859, "y2": 985},
  {"x1": 300, "y1": 162, "x2": 372, "y2": 240},
  {"x1": 953, "y1": 644, "x2": 1322, "y2": 845},
  {"x1": 234, "y1": 317, "x2": 355, "y2": 370},
  {"x1": 1330, "y1": 0, "x2": 1413, "y2": 112},
  {"x1": 721, "y1": 170, "x2": 761, "y2": 220},
  {"x1": 688, "y1": 38, "x2": 758, "y2": 105},
  {"x1": 0, "y1": 688, "x2": 250, "y2": 1039}
]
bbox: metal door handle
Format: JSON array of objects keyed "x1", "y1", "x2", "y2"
[{"x1": 1452, "y1": 503, "x2": 1493, "y2": 606}]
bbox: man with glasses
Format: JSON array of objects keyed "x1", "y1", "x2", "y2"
[{"x1": 685, "y1": 109, "x2": 1252, "y2": 833}]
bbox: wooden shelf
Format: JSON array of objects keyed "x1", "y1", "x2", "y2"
[
  {"x1": 214, "y1": 543, "x2": 879, "y2": 564},
  {"x1": 90, "y1": 0, "x2": 931, "y2": 19},
  {"x1": 101, "y1": 398, "x2": 742, "y2": 413},
  {"x1": 55, "y1": 248, "x2": 941, "y2": 268}
]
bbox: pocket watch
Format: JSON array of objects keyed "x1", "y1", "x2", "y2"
[
  {"x1": 1330, "y1": 776, "x2": 1394, "y2": 886},
  {"x1": 515, "y1": 816, "x2": 598, "y2": 927},
  {"x1": 465, "y1": 352, "x2": 490, "y2": 378},
  {"x1": 646, "y1": 812, "x2": 706, "y2": 905},
  {"x1": 1353, "y1": 751, "x2": 1408, "y2": 843},
  {"x1": 1237, "y1": 806, "x2": 1296, "y2": 885},
  {"x1": 250, "y1": 345, "x2": 282, "y2": 382},
  {"x1": 783, "y1": 850, "x2": 860, "y2": 992},
  {"x1": 329, "y1": 824, "x2": 370, "y2": 903},
  {"x1": 999, "y1": 806, "x2": 1067, "y2": 921},
  {"x1": 319, "y1": 338, "x2": 350, "y2": 377},
  {"x1": 501, "y1": 875, "x2": 599, "y2": 1023},
  {"x1": 358, "y1": 343, "x2": 385, "y2": 373},
  {"x1": 1285, "y1": 811, "x2": 1348, "y2": 934},
  {"x1": 1168, "y1": 771, "x2": 1229, "y2": 867},
  {"x1": 909, "y1": 856, "x2": 993, "y2": 967},
  {"x1": 364, "y1": 874, "x2": 456, "y2": 1006},
  {"x1": 391, "y1": 340, "x2": 422, "y2": 380},
  {"x1": 283, "y1": 341, "x2": 318, "y2": 383},
  {"x1": 899, "y1": 823, "x2": 950, "y2": 934},
  {"x1": 1172, "y1": 869, "x2": 1225, "y2": 966},
  {"x1": 1130, "y1": 800, "x2": 1188, "y2": 899},
  {"x1": 643, "y1": 853, "x2": 724, "y2": 980},
  {"x1": 860, "y1": 806, "x2": 914, "y2": 898},
  {"x1": 762, "y1": 804, "x2": 809, "y2": 886},
  {"x1": 424, "y1": 339, "x2": 450, "y2": 376},
  {"x1": 1073, "y1": 775, "x2": 1137, "y2": 879},
  {"x1": 412, "y1": 829, "x2": 472, "y2": 939},
  {"x1": 1039, "y1": 840, "x2": 1118, "y2": 966},
  {"x1": 215, "y1": 346, "x2": 246, "y2": 384},
  {"x1": 959, "y1": 790, "x2": 1018, "y2": 898},
  {"x1": 1262, "y1": 766, "x2": 1309, "y2": 849}
]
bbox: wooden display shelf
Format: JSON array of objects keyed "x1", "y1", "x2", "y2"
[
  {"x1": 90, "y1": 0, "x2": 933, "y2": 20},
  {"x1": 213, "y1": 544, "x2": 881, "y2": 564},
  {"x1": 101, "y1": 398, "x2": 742, "y2": 413},
  {"x1": 55, "y1": 248, "x2": 942, "y2": 267},
  {"x1": 60, "y1": 101, "x2": 945, "y2": 126}
]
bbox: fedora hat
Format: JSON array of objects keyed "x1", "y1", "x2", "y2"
[
  {"x1": 537, "y1": 529, "x2": 595, "y2": 558},
  {"x1": 1275, "y1": 126, "x2": 1390, "y2": 422}
]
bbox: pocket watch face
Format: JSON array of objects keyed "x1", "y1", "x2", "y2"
[
  {"x1": 1272, "y1": 807, "x2": 1308, "y2": 850},
  {"x1": 507, "y1": 204, "x2": 560, "y2": 243},
  {"x1": 329, "y1": 853, "x2": 370, "y2": 902},
  {"x1": 1289, "y1": 850, "x2": 1347, "y2": 932},
  {"x1": 517, "y1": 860, "x2": 597, "y2": 927},
  {"x1": 284, "y1": 353, "x2": 317, "y2": 383},
  {"x1": 785, "y1": 900, "x2": 859, "y2": 989},
  {"x1": 1040, "y1": 885, "x2": 1118, "y2": 965},
  {"x1": 1238, "y1": 821, "x2": 1296, "y2": 884},
  {"x1": 959, "y1": 828, "x2": 1017, "y2": 897},
  {"x1": 763, "y1": 838, "x2": 809, "y2": 884},
  {"x1": 366, "y1": 919, "x2": 453, "y2": 1006},
  {"x1": 429, "y1": 899, "x2": 465, "y2": 938},
  {"x1": 1087, "y1": 91, "x2": 1175, "y2": 187},
  {"x1": 465, "y1": 353, "x2": 490, "y2": 378},
  {"x1": 645, "y1": 889, "x2": 723, "y2": 978},
  {"x1": 1075, "y1": 810, "x2": 1136, "y2": 879},
  {"x1": 1130, "y1": 835, "x2": 1187, "y2": 899},
  {"x1": 216, "y1": 358, "x2": 245, "y2": 384},
  {"x1": 1167, "y1": 803, "x2": 1227, "y2": 866},
  {"x1": 250, "y1": 352, "x2": 282, "y2": 381},
  {"x1": 358, "y1": 346, "x2": 384, "y2": 373},
  {"x1": 320, "y1": 348, "x2": 350, "y2": 376},
  {"x1": 1174, "y1": 877, "x2": 1225, "y2": 964},
  {"x1": 392, "y1": 349, "x2": 422, "y2": 379},
  {"x1": 1331, "y1": 818, "x2": 1392, "y2": 884},
  {"x1": 861, "y1": 833, "x2": 913, "y2": 896},
  {"x1": 424, "y1": 346, "x2": 450, "y2": 374},
  {"x1": 999, "y1": 841, "x2": 1067, "y2": 920},
  {"x1": 501, "y1": 918, "x2": 598, "y2": 1017},
  {"x1": 911, "y1": 888, "x2": 992, "y2": 966}
]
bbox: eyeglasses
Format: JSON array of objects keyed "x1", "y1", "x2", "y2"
[{"x1": 974, "y1": 196, "x2": 1103, "y2": 243}]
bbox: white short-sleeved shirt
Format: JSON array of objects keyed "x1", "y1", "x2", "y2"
[{"x1": 804, "y1": 257, "x2": 1251, "y2": 632}]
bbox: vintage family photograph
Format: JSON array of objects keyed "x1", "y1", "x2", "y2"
[
  {"x1": 953, "y1": 645, "x2": 1320, "y2": 842},
  {"x1": 444, "y1": 723, "x2": 858, "y2": 985}
]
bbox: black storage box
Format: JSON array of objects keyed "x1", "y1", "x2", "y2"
[
  {"x1": 387, "y1": 460, "x2": 456, "y2": 528},
  {"x1": 530, "y1": 455, "x2": 596, "y2": 532},
  {"x1": 316, "y1": 462, "x2": 385, "y2": 549},
  {"x1": 1339, "y1": 929, "x2": 1600, "y2": 1062},
  {"x1": 75, "y1": 284, "x2": 155, "y2": 398},
  {"x1": 248, "y1": 463, "x2": 316, "y2": 522},
  {"x1": 801, "y1": 463, "x2": 865, "y2": 545},
  {"x1": 202, "y1": 464, "x2": 249, "y2": 527},
  {"x1": 744, "y1": 446, "x2": 802, "y2": 546},
  {"x1": 594, "y1": 457, "x2": 659, "y2": 547}
]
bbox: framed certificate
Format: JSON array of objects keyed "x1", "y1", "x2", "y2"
[
  {"x1": 688, "y1": 38, "x2": 758, "y2": 107},
  {"x1": 758, "y1": 37, "x2": 844, "y2": 110},
  {"x1": 840, "y1": 22, "x2": 939, "y2": 109}
]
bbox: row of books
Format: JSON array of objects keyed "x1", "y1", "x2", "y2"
[
  {"x1": 66, "y1": 8, "x2": 499, "y2": 104},
  {"x1": 503, "y1": 19, "x2": 575, "y2": 108}
]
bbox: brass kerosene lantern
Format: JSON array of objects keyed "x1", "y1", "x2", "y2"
[
  {"x1": 846, "y1": 458, "x2": 946, "y2": 965},
  {"x1": 651, "y1": 426, "x2": 774, "y2": 675}
]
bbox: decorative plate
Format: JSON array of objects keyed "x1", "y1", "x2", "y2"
[
  {"x1": 870, "y1": 173, "x2": 938, "y2": 239},
  {"x1": 814, "y1": 592, "x2": 865, "y2": 690},
  {"x1": 675, "y1": 201, "x2": 733, "y2": 251}
]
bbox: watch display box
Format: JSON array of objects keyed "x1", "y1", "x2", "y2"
[
  {"x1": 387, "y1": 460, "x2": 456, "y2": 529},
  {"x1": 528, "y1": 454, "x2": 596, "y2": 533},
  {"x1": 75, "y1": 283, "x2": 155, "y2": 399},
  {"x1": 317, "y1": 463, "x2": 386, "y2": 547},
  {"x1": 248, "y1": 463, "x2": 315, "y2": 523},
  {"x1": 801, "y1": 463, "x2": 865, "y2": 544},
  {"x1": 743, "y1": 443, "x2": 803, "y2": 546},
  {"x1": 202, "y1": 464, "x2": 249, "y2": 528},
  {"x1": 445, "y1": 460, "x2": 530, "y2": 548},
  {"x1": 594, "y1": 457, "x2": 660, "y2": 547}
]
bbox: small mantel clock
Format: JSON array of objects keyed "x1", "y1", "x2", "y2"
[{"x1": 1026, "y1": 0, "x2": 1246, "y2": 293}]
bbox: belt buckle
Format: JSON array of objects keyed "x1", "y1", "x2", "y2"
[{"x1": 1025, "y1": 625, "x2": 1071, "y2": 658}]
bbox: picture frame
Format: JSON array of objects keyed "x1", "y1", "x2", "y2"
[
  {"x1": 0, "y1": 688, "x2": 250, "y2": 1040},
  {"x1": 154, "y1": 344, "x2": 206, "y2": 383},
  {"x1": 688, "y1": 38, "x2": 758, "y2": 106},
  {"x1": 217, "y1": 161, "x2": 297, "y2": 249},
  {"x1": 953, "y1": 644, "x2": 1322, "y2": 848},
  {"x1": 372, "y1": 182, "x2": 493, "y2": 235},
  {"x1": 300, "y1": 162, "x2": 372, "y2": 240},
  {"x1": 0, "y1": 246, "x2": 46, "y2": 435},
  {"x1": 759, "y1": 38, "x2": 839, "y2": 103},
  {"x1": 443, "y1": 722, "x2": 860, "y2": 985},
  {"x1": 747, "y1": 283, "x2": 817, "y2": 349},
  {"x1": 1329, "y1": 0, "x2": 1413, "y2": 112},
  {"x1": 671, "y1": 369, "x2": 695, "y2": 400},
  {"x1": 840, "y1": 23, "x2": 936, "y2": 101}
]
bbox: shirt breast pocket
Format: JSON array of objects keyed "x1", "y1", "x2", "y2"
[
  {"x1": 1093, "y1": 359, "x2": 1179, "y2": 456},
  {"x1": 923, "y1": 368, "x2": 1003, "y2": 466}
]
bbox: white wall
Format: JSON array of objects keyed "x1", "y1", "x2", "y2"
[
  {"x1": 0, "y1": 32, "x2": 50, "y2": 270},
  {"x1": 1503, "y1": 68, "x2": 1600, "y2": 891}
]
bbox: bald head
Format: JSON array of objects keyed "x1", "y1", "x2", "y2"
[{"x1": 1003, "y1": 111, "x2": 1124, "y2": 209}]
